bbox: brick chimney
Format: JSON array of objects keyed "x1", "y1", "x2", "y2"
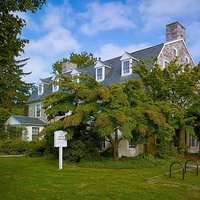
[
  {"x1": 62, "y1": 61, "x2": 77, "y2": 73},
  {"x1": 166, "y1": 22, "x2": 186, "y2": 42}
]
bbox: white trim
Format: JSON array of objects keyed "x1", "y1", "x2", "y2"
[
  {"x1": 163, "y1": 59, "x2": 169, "y2": 68},
  {"x1": 121, "y1": 59, "x2": 132, "y2": 76},
  {"x1": 96, "y1": 67, "x2": 105, "y2": 82},
  {"x1": 52, "y1": 84, "x2": 59, "y2": 92},
  {"x1": 173, "y1": 47, "x2": 178, "y2": 56},
  {"x1": 38, "y1": 84, "x2": 43, "y2": 95},
  {"x1": 185, "y1": 55, "x2": 190, "y2": 64},
  {"x1": 35, "y1": 104, "x2": 41, "y2": 118},
  {"x1": 189, "y1": 134, "x2": 199, "y2": 148},
  {"x1": 160, "y1": 38, "x2": 196, "y2": 65}
]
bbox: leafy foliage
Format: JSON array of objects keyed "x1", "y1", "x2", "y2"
[
  {"x1": 42, "y1": 73, "x2": 173, "y2": 159},
  {"x1": 52, "y1": 51, "x2": 97, "y2": 74},
  {"x1": 133, "y1": 59, "x2": 200, "y2": 151}
]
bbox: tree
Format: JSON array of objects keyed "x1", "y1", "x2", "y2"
[
  {"x1": 133, "y1": 59, "x2": 200, "y2": 151},
  {"x1": 41, "y1": 73, "x2": 173, "y2": 159},
  {"x1": 0, "y1": 0, "x2": 46, "y2": 131},
  {"x1": 52, "y1": 52, "x2": 97, "y2": 75}
]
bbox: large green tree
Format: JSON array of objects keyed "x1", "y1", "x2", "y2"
[
  {"x1": 0, "y1": 0, "x2": 46, "y2": 132},
  {"x1": 133, "y1": 59, "x2": 200, "y2": 150},
  {"x1": 42, "y1": 73, "x2": 173, "y2": 159}
]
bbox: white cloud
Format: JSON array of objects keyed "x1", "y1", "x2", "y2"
[
  {"x1": 79, "y1": 1, "x2": 135, "y2": 35},
  {"x1": 19, "y1": 0, "x2": 81, "y2": 83},
  {"x1": 26, "y1": 28, "x2": 80, "y2": 57},
  {"x1": 22, "y1": 56, "x2": 52, "y2": 83},
  {"x1": 138, "y1": 0, "x2": 200, "y2": 31},
  {"x1": 95, "y1": 43, "x2": 150, "y2": 61}
]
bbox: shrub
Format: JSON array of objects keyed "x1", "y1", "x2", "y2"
[
  {"x1": 0, "y1": 138, "x2": 46, "y2": 157},
  {"x1": 63, "y1": 139, "x2": 101, "y2": 162},
  {"x1": 0, "y1": 138, "x2": 30, "y2": 155}
]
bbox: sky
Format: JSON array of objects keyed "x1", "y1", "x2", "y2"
[{"x1": 19, "y1": 0, "x2": 200, "y2": 83}]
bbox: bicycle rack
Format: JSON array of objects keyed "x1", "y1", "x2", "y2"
[
  {"x1": 170, "y1": 159, "x2": 199, "y2": 180},
  {"x1": 185, "y1": 159, "x2": 199, "y2": 176},
  {"x1": 169, "y1": 162, "x2": 185, "y2": 180}
]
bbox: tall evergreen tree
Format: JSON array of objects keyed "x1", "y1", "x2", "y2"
[{"x1": 0, "y1": 0, "x2": 46, "y2": 132}]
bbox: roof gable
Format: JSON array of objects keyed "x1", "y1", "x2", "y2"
[
  {"x1": 94, "y1": 60, "x2": 111, "y2": 69},
  {"x1": 120, "y1": 52, "x2": 138, "y2": 61},
  {"x1": 5, "y1": 115, "x2": 47, "y2": 126}
]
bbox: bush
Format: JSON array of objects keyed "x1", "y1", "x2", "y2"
[
  {"x1": 0, "y1": 138, "x2": 46, "y2": 156},
  {"x1": 63, "y1": 139, "x2": 101, "y2": 162}
]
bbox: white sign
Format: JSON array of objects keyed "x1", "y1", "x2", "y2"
[
  {"x1": 54, "y1": 130, "x2": 67, "y2": 169},
  {"x1": 54, "y1": 131, "x2": 67, "y2": 147}
]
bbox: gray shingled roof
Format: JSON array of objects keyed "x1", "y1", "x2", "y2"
[
  {"x1": 26, "y1": 43, "x2": 164, "y2": 103},
  {"x1": 12, "y1": 115, "x2": 46, "y2": 126}
]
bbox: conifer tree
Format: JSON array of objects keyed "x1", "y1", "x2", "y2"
[{"x1": 0, "y1": 0, "x2": 46, "y2": 132}]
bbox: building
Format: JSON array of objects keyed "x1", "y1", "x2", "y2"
[{"x1": 5, "y1": 22, "x2": 199, "y2": 155}]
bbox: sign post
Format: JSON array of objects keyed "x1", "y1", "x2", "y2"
[{"x1": 54, "y1": 130, "x2": 67, "y2": 169}]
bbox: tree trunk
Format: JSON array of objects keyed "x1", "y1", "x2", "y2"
[
  {"x1": 113, "y1": 145, "x2": 119, "y2": 159},
  {"x1": 107, "y1": 130, "x2": 121, "y2": 159}
]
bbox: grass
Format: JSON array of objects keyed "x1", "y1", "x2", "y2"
[{"x1": 0, "y1": 156, "x2": 200, "y2": 200}]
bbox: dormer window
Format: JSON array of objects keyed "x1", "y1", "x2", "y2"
[
  {"x1": 71, "y1": 69, "x2": 80, "y2": 83},
  {"x1": 38, "y1": 84, "x2": 43, "y2": 95},
  {"x1": 72, "y1": 74, "x2": 80, "y2": 83},
  {"x1": 94, "y1": 59, "x2": 111, "y2": 82},
  {"x1": 120, "y1": 52, "x2": 135, "y2": 76},
  {"x1": 122, "y1": 60, "x2": 131, "y2": 75},
  {"x1": 52, "y1": 84, "x2": 59, "y2": 92},
  {"x1": 96, "y1": 67, "x2": 103, "y2": 81}
]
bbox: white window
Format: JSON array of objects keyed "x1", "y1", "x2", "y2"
[
  {"x1": 38, "y1": 84, "x2": 43, "y2": 95},
  {"x1": 163, "y1": 59, "x2": 169, "y2": 68},
  {"x1": 128, "y1": 138, "x2": 137, "y2": 149},
  {"x1": 52, "y1": 84, "x2": 59, "y2": 92},
  {"x1": 189, "y1": 134, "x2": 199, "y2": 148},
  {"x1": 122, "y1": 60, "x2": 131, "y2": 75},
  {"x1": 32, "y1": 127, "x2": 39, "y2": 141},
  {"x1": 96, "y1": 67, "x2": 104, "y2": 81},
  {"x1": 173, "y1": 47, "x2": 178, "y2": 56},
  {"x1": 35, "y1": 104, "x2": 41, "y2": 118},
  {"x1": 72, "y1": 74, "x2": 80, "y2": 83},
  {"x1": 185, "y1": 56, "x2": 189, "y2": 63}
]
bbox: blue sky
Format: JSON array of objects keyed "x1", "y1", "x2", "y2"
[{"x1": 19, "y1": 0, "x2": 200, "y2": 83}]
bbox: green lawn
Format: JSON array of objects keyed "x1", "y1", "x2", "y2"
[{"x1": 0, "y1": 157, "x2": 199, "y2": 200}]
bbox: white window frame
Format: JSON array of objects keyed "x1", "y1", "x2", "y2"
[
  {"x1": 185, "y1": 56, "x2": 190, "y2": 63},
  {"x1": 32, "y1": 127, "x2": 39, "y2": 141},
  {"x1": 189, "y1": 134, "x2": 199, "y2": 148},
  {"x1": 38, "y1": 84, "x2": 43, "y2": 95},
  {"x1": 72, "y1": 74, "x2": 80, "y2": 83},
  {"x1": 122, "y1": 60, "x2": 132, "y2": 76},
  {"x1": 96, "y1": 67, "x2": 104, "y2": 82},
  {"x1": 52, "y1": 84, "x2": 59, "y2": 92},
  {"x1": 128, "y1": 138, "x2": 137, "y2": 149},
  {"x1": 163, "y1": 59, "x2": 169, "y2": 68},
  {"x1": 173, "y1": 47, "x2": 178, "y2": 56},
  {"x1": 35, "y1": 104, "x2": 41, "y2": 118}
]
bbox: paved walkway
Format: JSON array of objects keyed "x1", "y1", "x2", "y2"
[{"x1": 0, "y1": 155, "x2": 23, "y2": 157}]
